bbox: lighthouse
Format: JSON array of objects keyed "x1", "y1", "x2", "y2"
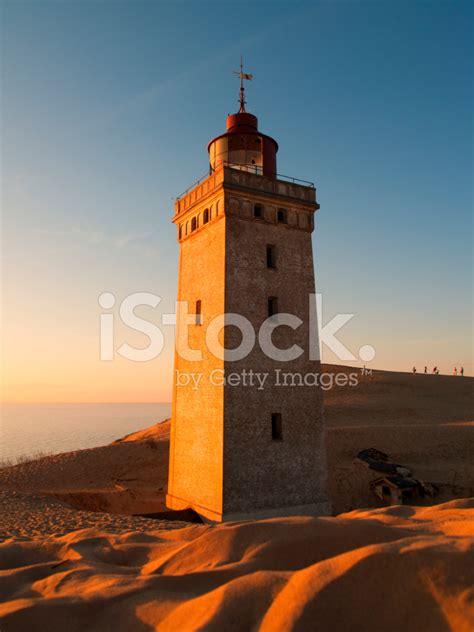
[{"x1": 166, "y1": 65, "x2": 330, "y2": 521}]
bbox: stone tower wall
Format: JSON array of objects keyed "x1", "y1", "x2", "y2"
[
  {"x1": 167, "y1": 204, "x2": 226, "y2": 518},
  {"x1": 223, "y1": 211, "x2": 327, "y2": 515},
  {"x1": 167, "y1": 166, "x2": 330, "y2": 521}
]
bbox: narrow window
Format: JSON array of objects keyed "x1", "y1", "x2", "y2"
[
  {"x1": 277, "y1": 208, "x2": 287, "y2": 223},
  {"x1": 266, "y1": 245, "x2": 276, "y2": 269},
  {"x1": 191, "y1": 217, "x2": 197, "y2": 232},
  {"x1": 203, "y1": 208, "x2": 209, "y2": 224},
  {"x1": 254, "y1": 204, "x2": 263, "y2": 219},
  {"x1": 195, "y1": 300, "x2": 202, "y2": 325},
  {"x1": 268, "y1": 296, "x2": 278, "y2": 317},
  {"x1": 178, "y1": 225, "x2": 182, "y2": 239},
  {"x1": 271, "y1": 413, "x2": 283, "y2": 441}
]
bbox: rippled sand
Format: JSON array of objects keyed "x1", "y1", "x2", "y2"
[{"x1": 0, "y1": 499, "x2": 473, "y2": 631}]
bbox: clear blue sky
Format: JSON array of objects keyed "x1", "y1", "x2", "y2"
[{"x1": 1, "y1": 0, "x2": 472, "y2": 401}]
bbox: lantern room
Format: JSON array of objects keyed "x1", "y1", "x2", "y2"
[{"x1": 208, "y1": 111, "x2": 278, "y2": 177}]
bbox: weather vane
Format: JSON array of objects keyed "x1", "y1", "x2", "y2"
[{"x1": 233, "y1": 56, "x2": 253, "y2": 113}]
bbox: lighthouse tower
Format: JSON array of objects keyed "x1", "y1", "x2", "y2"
[{"x1": 166, "y1": 67, "x2": 329, "y2": 521}]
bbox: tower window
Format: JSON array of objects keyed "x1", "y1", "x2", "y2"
[
  {"x1": 191, "y1": 217, "x2": 197, "y2": 232},
  {"x1": 268, "y1": 297, "x2": 278, "y2": 317},
  {"x1": 203, "y1": 209, "x2": 209, "y2": 224},
  {"x1": 254, "y1": 204, "x2": 263, "y2": 219},
  {"x1": 271, "y1": 413, "x2": 283, "y2": 441},
  {"x1": 266, "y1": 245, "x2": 277, "y2": 269},
  {"x1": 277, "y1": 208, "x2": 287, "y2": 224},
  {"x1": 195, "y1": 300, "x2": 202, "y2": 325}
]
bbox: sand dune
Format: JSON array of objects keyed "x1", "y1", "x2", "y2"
[
  {"x1": 0, "y1": 365, "x2": 472, "y2": 517},
  {"x1": 323, "y1": 364, "x2": 473, "y2": 427},
  {"x1": 0, "y1": 420, "x2": 170, "y2": 515},
  {"x1": 0, "y1": 490, "x2": 188, "y2": 541},
  {"x1": 0, "y1": 499, "x2": 473, "y2": 631},
  {"x1": 323, "y1": 366, "x2": 474, "y2": 513},
  {"x1": 0, "y1": 366, "x2": 473, "y2": 630}
]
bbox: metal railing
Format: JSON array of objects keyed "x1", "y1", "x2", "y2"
[
  {"x1": 220, "y1": 161, "x2": 315, "y2": 188},
  {"x1": 176, "y1": 170, "x2": 212, "y2": 200},
  {"x1": 176, "y1": 161, "x2": 315, "y2": 200}
]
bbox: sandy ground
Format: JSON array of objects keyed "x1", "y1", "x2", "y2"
[
  {"x1": 0, "y1": 420, "x2": 171, "y2": 516},
  {"x1": 0, "y1": 499, "x2": 473, "y2": 631},
  {"x1": 323, "y1": 365, "x2": 474, "y2": 513},
  {"x1": 1, "y1": 365, "x2": 472, "y2": 517},
  {"x1": 0, "y1": 491, "x2": 188, "y2": 541},
  {"x1": 0, "y1": 365, "x2": 472, "y2": 630}
]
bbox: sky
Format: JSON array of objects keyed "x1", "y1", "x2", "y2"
[{"x1": 1, "y1": 0, "x2": 472, "y2": 402}]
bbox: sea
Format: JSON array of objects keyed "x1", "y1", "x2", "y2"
[{"x1": 0, "y1": 403, "x2": 172, "y2": 464}]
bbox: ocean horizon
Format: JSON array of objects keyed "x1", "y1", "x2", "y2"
[{"x1": 0, "y1": 403, "x2": 172, "y2": 463}]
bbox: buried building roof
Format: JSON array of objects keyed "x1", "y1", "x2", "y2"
[
  {"x1": 358, "y1": 448, "x2": 389, "y2": 462},
  {"x1": 372, "y1": 475, "x2": 420, "y2": 490},
  {"x1": 355, "y1": 449, "x2": 412, "y2": 477}
]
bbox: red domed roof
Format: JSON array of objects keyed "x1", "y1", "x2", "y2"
[{"x1": 226, "y1": 112, "x2": 258, "y2": 133}]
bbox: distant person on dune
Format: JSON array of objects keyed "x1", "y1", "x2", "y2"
[
  {"x1": 432, "y1": 366, "x2": 437, "y2": 374},
  {"x1": 454, "y1": 367, "x2": 458, "y2": 376},
  {"x1": 460, "y1": 366, "x2": 464, "y2": 376},
  {"x1": 424, "y1": 366, "x2": 427, "y2": 374},
  {"x1": 412, "y1": 366, "x2": 417, "y2": 374}
]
